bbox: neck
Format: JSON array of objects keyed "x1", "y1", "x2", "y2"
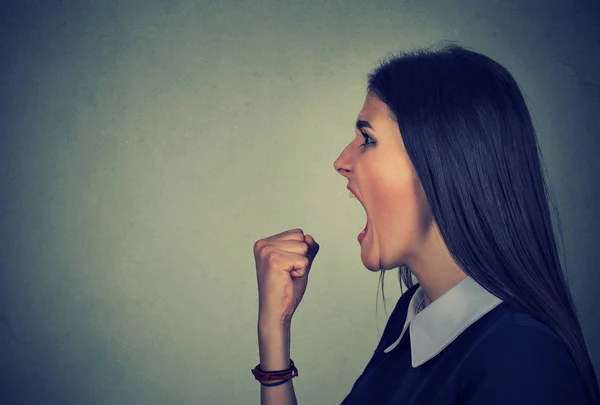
[{"x1": 407, "y1": 223, "x2": 468, "y2": 306}]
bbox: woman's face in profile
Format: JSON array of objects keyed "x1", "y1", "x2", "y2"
[{"x1": 334, "y1": 92, "x2": 433, "y2": 271}]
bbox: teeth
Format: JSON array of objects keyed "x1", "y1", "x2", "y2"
[{"x1": 349, "y1": 191, "x2": 356, "y2": 199}]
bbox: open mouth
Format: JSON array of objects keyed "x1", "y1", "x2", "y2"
[{"x1": 349, "y1": 189, "x2": 368, "y2": 243}]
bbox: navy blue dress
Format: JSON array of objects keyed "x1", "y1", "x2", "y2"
[{"x1": 340, "y1": 283, "x2": 588, "y2": 405}]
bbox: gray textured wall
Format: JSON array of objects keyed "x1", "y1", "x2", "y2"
[{"x1": 1, "y1": 0, "x2": 599, "y2": 404}]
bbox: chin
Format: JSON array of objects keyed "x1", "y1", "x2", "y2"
[
  {"x1": 361, "y1": 254, "x2": 390, "y2": 272},
  {"x1": 363, "y1": 254, "x2": 402, "y2": 272},
  {"x1": 360, "y1": 236, "x2": 402, "y2": 271},
  {"x1": 360, "y1": 255, "x2": 378, "y2": 272}
]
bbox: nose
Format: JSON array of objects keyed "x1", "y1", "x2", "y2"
[{"x1": 333, "y1": 143, "x2": 352, "y2": 178}]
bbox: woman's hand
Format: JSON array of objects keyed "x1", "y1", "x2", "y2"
[{"x1": 254, "y1": 228, "x2": 320, "y2": 326}]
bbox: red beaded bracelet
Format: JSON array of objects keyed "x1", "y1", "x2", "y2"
[{"x1": 251, "y1": 359, "x2": 298, "y2": 382}]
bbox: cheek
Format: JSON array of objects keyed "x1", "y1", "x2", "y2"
[{"x1": 368, "y1": 165, "x2": 425, "y2": 234}]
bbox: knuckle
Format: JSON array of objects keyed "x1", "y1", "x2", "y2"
[
  {"x1": 266, "y1": 250, "x2": 280, "y2": 266},
  {"x1": 253, "y1": 239, "x2": 265, "y2": 253},
  {"x1": 261, "y1": 245, "x2": 275, "y2": 254}
]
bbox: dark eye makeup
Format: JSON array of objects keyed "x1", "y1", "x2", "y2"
[{"x1": 359, "y1": 131, "x2": 376, "y2": 148}]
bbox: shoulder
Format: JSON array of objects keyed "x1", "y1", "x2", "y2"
[
  {"x1": 459, "y1": 306, "x2": 587, "y2": 404},
  {"x1": 476, "y1": 305, "x2": 567, "y2": 349}
]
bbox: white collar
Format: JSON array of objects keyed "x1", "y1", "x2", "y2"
[{"x1": 383, "y1": 276, "x2": 503, "y2": 368}]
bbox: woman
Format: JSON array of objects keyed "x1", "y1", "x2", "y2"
[{"x1": 251, "y1": 44, "x2": 600, "y2": 405}]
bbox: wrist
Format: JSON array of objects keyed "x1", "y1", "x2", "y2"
[
  {"x1": 258, "y1": 315, "x2": 292, "y2": 332},
  {"x1": 257, "y1": 323, "x2": 291, "y2": 371}
]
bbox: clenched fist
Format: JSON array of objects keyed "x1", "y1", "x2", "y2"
[{"x1": 254, "y1": 228, "x2": 320, "y2": 326}]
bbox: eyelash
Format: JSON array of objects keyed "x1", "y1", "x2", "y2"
[{"x1": 359, "y1": 132, "x2": 375, "y2": 148}]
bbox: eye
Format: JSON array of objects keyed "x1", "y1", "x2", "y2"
[{"x1": 359, "y1": 132, "x2": 375, "y2": 148}]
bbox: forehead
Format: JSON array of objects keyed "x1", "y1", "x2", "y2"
[{"x1": 357, "y1": 92, "x2": 392, "y2": 121}]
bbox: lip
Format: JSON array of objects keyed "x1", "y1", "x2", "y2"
[
  {"x1": 358, "y1": 225, "x2": 367, "y2": 243},
  {"x1": 347, "y1": 185, "x2": 363, "y2": 205}
]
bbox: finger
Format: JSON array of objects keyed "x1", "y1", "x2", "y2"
[
  {"x1": 265, "y1": 228, "x2": 305, "y2": 242},
  {"x1": 261, "y1": 240, "x2": 309, "y2": 256},
  {"x1": 274, "y1": 251, "x2": 310, "y2": 275}
]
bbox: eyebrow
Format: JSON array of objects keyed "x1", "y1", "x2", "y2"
[{"x1": 356, "y1": 120, "x2": 373, "y2": 131}]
